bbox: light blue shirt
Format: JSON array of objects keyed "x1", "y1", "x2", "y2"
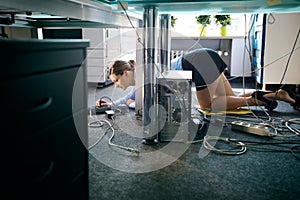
[
  {"x1": 170, "y1": 56, "x2": 183, "y2": 70},
  {"x1": 113, "y1": 86, "x2": 135, "y2": 108}
]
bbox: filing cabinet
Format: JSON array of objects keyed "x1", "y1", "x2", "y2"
[{"x1": 0, "y1": 39, "x2": 89, "y2": 199}]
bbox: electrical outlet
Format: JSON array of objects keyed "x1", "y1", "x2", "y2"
[{"x1": 231, "y1": 121, "x2": 273, "y2": 137}]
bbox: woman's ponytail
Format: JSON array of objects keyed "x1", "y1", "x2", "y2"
[
  {"x1": 128, "y1": 60, "x2": 135, "y2": 70},
  {"x1": 109, "y1": 60, "x2": 136, "y2": 76}
]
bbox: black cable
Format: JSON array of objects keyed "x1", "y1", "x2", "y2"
[
  {"x1": 246, "y1": 14, "x2": 255, "y2": 77},
  {"x1": 267, "y1": 13, "x2": 275, "y2": 24},
  {"x1": 117, "y1": 0, "x2": 190, "y2": 120},
  {"x1": 278, "y1": 28, "x2": 300, "y2": 89},
  {"x1": 232, "y1": 136, "x2": 300, "y2": 153},
  {"x1": 263, "y1": 27, "x2": 300, "y2": 115},
  {"x1": 229, "y1": 138, "x2": 300, "y2": 145},
  {"x1": 203, "y1": 136, "x2": 300, "y2": 158},
  {"x1": 117, "y1": 0, "x2": 142, "y2": 42},
  {"x1": 196, "y1": 135, "x2": 300, "y2": 160},
  {"x1": 99, "y1": 95, "x2": 116, "y2": 107},
  {"x1": 225, "y1": 45, "x2": 300, "y2": 83},
  {"x1": 291, "y1": 146, "x2": 300, "y2": 160}
]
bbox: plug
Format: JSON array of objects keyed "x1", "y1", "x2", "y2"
[{"x1": 105, "y1": 110, "x2": 115, "y2": 119}]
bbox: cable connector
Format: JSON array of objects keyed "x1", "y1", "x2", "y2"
[
  {"x1": 126, "y1": 147, "x2": 140, "y2": 154},
  {"x1": 105, "y1": 110, "x2": 115, "y2": 119},
  {"x1": 113, "y1": 145, "x2": 140, "y2": 155}
]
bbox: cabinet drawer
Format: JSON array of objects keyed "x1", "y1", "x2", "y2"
[
  {"x1": 0, "y1": 39, "x2": 89, "y2": 79},
  {"x1": 8, "y1": 115, "x2": 88, "y2": 199},
  {"x1": 1, "y1": 67, "x2": 87, "y2": 137},
  {"x1": 12, "y1": 113, "x2": 88, "y2": 178}
]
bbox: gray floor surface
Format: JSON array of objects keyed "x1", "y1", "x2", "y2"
[{"x1": 87, "y1": 83, "x2": 300, "y2": 200}]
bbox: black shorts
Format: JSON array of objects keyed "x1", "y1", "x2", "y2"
[{"x1": 182, "y1": 48, "x2": 227, "y2": 91}]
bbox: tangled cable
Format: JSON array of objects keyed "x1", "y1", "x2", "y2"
[
  {"x1": 88, "y1": 116, "x2": 139, "y2": 155},
  {"x1": 203, "y1": 136, "x2": 247, "y2": 155}
]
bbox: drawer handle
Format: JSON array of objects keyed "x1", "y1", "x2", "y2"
[
  {"x1": 26, "y1": 97, "x2": 53, "y2": 113},
  {"x1": 34, "y1": 160, "x2": 55, "y2": 182}
]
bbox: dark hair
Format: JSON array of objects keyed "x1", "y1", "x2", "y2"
[{"x1": 109, "y1": 60, "x2": 135, "y2": 76}]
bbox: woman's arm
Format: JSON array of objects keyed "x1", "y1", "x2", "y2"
[{"x1": 113, "y1": 87, "x2": 135, "y2": 106}]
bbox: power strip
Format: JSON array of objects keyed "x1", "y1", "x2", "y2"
[{"x1": 231, "y1": 121, "x2": 273, "y2": 137}]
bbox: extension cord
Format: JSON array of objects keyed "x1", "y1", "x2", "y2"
[{"x1": 231, "y1": 121, "x2": 273, "y2": 137}]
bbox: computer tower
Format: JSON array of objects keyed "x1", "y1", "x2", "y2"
[{"x1": 156, "y1": 70, "x2": 197, "y2": 142}]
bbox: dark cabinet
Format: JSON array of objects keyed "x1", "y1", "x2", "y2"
[{"x1": 0, "y1": 39, "x2": 89, "y2": 200}]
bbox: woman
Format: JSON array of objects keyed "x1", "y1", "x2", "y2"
[
  {"x1": 170, "y1": 48, "x2": 299, "y2": 111},
  {"x1": 96, "y1": 60, "x2": 136, "y2": 108},
  {"x1": 98, "y1": 48, "x2": 299, "y2": 111}
]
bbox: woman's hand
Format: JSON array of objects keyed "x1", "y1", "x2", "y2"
[
  {"x1": 126, "y1": 99, "x2": 135, "y2": 106},
  {"x1": 96, "y1": 99, "x2": 111, "y2": 107}
]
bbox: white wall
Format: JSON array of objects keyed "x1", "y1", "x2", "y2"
[
  {"x1": 230, "y1": 38, "x2": 252, "y2": 77},
  {"x1": 263, "y1": 13, "x2": 300, "y2": 85}
]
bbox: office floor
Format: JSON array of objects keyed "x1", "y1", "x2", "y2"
[{"x1": 87, "y1": 79, "x2": 300, "y2": 200}]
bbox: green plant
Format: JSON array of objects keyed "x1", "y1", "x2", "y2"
[
  {"x1": 214, "y1": 15, "x2": 231, "y2": 26},
  {"x1": 171, "y1": 16, "x2": 177, "y2": 27},
  {"x1": 195, "y1": 15, "x2": 211, "y2": 26}
]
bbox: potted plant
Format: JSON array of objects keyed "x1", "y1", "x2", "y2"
[
  {"x1": 214, "y1": 15, "x2": 231, "y2": 36},
  {"x1": 171, "y1": 16, "x2": 177, "y2": 28},
  {"x1": 195, "y1": 15, "x2": 211, "y2": 36}
]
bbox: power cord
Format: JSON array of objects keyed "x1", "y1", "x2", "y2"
[
  {"x1": 203, "y1": 136, "x2": 247, "y2": 155},
  {"x1": 98, "y1": 95, "x2": 116, "y2": 107},
  {"x1": 106, "y1": 117, "x2": 140, "y2": 154},
  {"x1": 229, "y1": 138, "x2": 300, "y2": 156},
  {"x1": 202, "y1": 136, "x2": 300, "y2": 160},
  {"x1": 88, "y1": 119, "x2": 109, "y2": 150},
  {"x1": 88, "y1": 115, "x2": 140, "y2": 154},
  {"x1": 285, "y1": 118, "x2": 300, "y2": 135},
  {"x1": 88, "y1": 120, "x2": 103, "y2": 128}
]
